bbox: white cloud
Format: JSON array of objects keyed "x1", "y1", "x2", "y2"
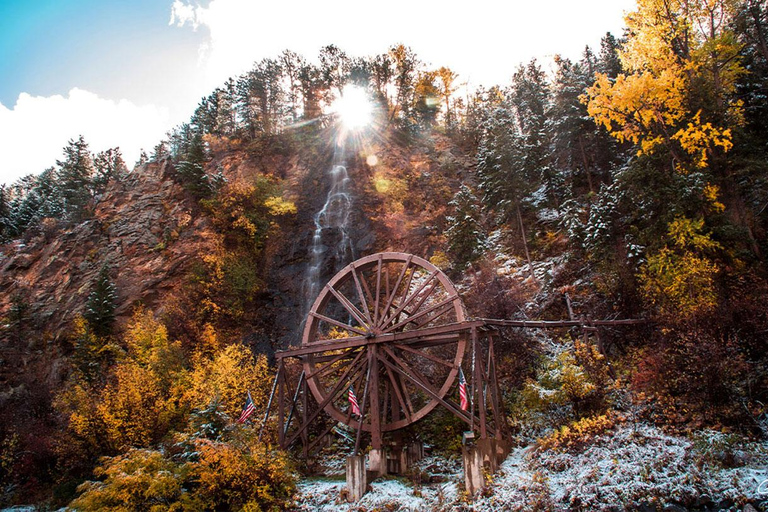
[
  {"x1": 170, "y1": 0, "x2": 636, "y2": 91},
  {"x1": 0, "y1": 88, "x2": 170, "y2": 185}
]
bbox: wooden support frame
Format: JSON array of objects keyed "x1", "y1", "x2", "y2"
[
  {"x1": 259, "y1": 252, "x2": 645, "y2": 461},
  {"x1": 265, "y1": 314, "x2": 644, "y2": 458}
]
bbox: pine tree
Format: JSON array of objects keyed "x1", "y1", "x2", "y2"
[
  {"x1": 446, "y1": 184, "x2": 486, "y2": 269},
  {"x1": 84, "y1": 263, "x2": 117, "y2": 337},
  {"x1": 476, "y1": 98, "x2": 535, "y2": 275},
  {"x1": 175, "y1": 130, "x2": 215, "y2": 199},
  {"x1": 510, "y1": 60, "x2": 558, "y2": 208},
  {"x1": 56, "y1": 135, "x2": 94, "y2": 218},
  {"x1": 0, "y1": 184, "x2": 12, "y2": 241},
  {"x1": 93, "y1": 147, "x2": 127, "y2": 192}
]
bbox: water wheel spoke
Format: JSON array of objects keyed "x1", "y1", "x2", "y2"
[
  {"x1": 325, "y1": 286, "x2": 370, "y2": 331},
  {"x1": 395, "y1": 265, "x2": 417, "y2": 325},
  {"x1": 301, "y1": 252, "x2": 466, "y2": 433},
  {"x1": 383, "y1": 360, "x2": 413, "y2": 423},
  {"x1": 382, "y1": 295, "x2": 458, "y2": 333},
  {"x1": 317, "y1": 350, "x2": 367, "y2": 398},
  {"x1": 378, "y1": 351, "x2": 465, "y2": 421},
  {"x1": 408, "y1": 279, "x2": 440, "y2": 320},
  {"x1": 374, "y1": 254, "x2": 383, "y2": 325},
  {"x1": 350, "y1": 264, "x2": 373, "y2": 324},
  {"x1": 380, "y1": 345, "x2": 472, "y2": 423},
  {"x1": 379, "y1": 269, "x2": 439, "y2": 330},
  {"x1": 358, "y1": 266, "x2": 376, "y2": 319},
  {"x1": 392, "y1": 343, "x2": 457, "y2": 369},
  {"x1": 384, "y1": 267, "x2": 390, "y2": 314},
  {"x1": 380, "y1": 255, "x2": 413, "y2": 328},
  {"x1": 309, "y1": 311, "x2": 367, "y2": 337},
  {"x1": 286, "y1": 352, "x2": 367, "y2": 447},
  {"x1": 380, "y1": 345, "x2": 439, "y2": 396},
  {"x1": 306, "y1": 348, "x2": 360, "y2": 380}
]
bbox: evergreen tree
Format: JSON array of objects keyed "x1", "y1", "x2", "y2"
[
  {"x1": 175, "y1": 130, "x2": 215, "y2": 199},
  {"x1": 236, "y1": 58, "x2": 284, "y2": 138},
  {"x1": 597, "y1": 32, "x2": 623, "y2": 78},
  {"x1": 56, "y1": 135, "x2": 94, "y2": 218},
  {"x1": 389, "y1": 44, "x2": 419, "y2": 125},
  {"x1": 476, "y1": 99, "x2": 535, "y2": 274},
  {"x1": 7, "y1": 169, "x2": 65, "y2": 237},
  {"x1": 93, "y1": 147, "x2": 127, "y2": 192},
  {"x1": 548, "y1": 52, "x2": 621, "y2": 200},
  {"x1": 0, "y1": 184, "x2": 12, "y2": 241},
  {"x1": 84, "y1": 263, "x2": 117, "y2": 338},
  {"x1": 280, "y1": 51, "x2": 305, "y2": 124},
  {"x1": 446, "y1": 184, "x2": 486, "y2": 269},
  {"x1": 298, "y1": 62, "x2": 324, "y2": 121},
  {"x1": 510, "y1": 60, "x2": 558, "y2": 208},
  {"x1": 318, "y1": 44, "x2": 350, "y2": 96}
]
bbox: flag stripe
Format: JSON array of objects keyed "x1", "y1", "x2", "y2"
[
  {"x1": 237, "y1": 391, "x2": 256, "y2": 424},
  {"x1": 458, "y1": 368, "x2": 468, "y2": 411},
  {"x1": 348, "y1": 386, "x2": 361, "y2": 416}
]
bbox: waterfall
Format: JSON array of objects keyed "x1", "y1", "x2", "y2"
[{"x1": 303, "y1": 163, "x2": 355, "y2": 313}]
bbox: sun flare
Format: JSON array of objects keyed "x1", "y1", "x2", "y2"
[{"x1": 331, "y1": 86, "x2": 373, "y2": 130}]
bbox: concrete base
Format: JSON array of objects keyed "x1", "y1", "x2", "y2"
[
  {"x1": 496, "y1": 439, "x2": 512, "y2": 461},
  {"x1": 477, "y1": 438, "x2": 498, "y2": 473},
  {"x1": 368, "y1": 448, "x2": 387, "y2": 478},
  {"x1": 462, "y1": 446, "x2": 485, "y2": 495},
  {"x1": 345, "y1": 455, "x2": 367, "y2": 502}
]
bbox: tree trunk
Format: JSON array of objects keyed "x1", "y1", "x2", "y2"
[{"x1": 516, "y1": 203, "x2": 535, "y2": 281}]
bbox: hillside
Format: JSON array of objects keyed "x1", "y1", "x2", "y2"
[{"x1": 1, "y1": 2, "x2": 768, "y2": 509}]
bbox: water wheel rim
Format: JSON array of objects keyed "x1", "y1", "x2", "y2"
[{"x1": 301, "y1": 252, "x2": 466, "y2": 431}]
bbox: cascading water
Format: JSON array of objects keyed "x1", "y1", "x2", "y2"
[{"x1": 303, "y1": 163, "x2": 355, "y2": 313}]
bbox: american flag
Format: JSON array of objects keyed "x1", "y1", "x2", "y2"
[
  {"x1": 458, "y1": 368, "x2": 469, "y2": 411},
  {"x1": 348, "y1": 385, "x2": 361, "y2": 416},
  {"x1": 236, "y1": 390, "x2": 256, "y2": 424}
]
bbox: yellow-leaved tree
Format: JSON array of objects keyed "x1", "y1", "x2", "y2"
[
  {"x1": 638, "y1": 216, "x2": 722, "y2": 319},
  {"x1": 185, "y1": 344, "x2": 272, "y2": 419},
  {"x1": 57, "y1": 308, "x2": 188, "y2": 456},
  {"x1": 585, "y1": 0, "x2": 744, "y2": 172}
]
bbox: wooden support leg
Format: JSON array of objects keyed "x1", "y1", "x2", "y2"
[{"x1": 277, "y1": 360, "x2": 285, "y2": 448}]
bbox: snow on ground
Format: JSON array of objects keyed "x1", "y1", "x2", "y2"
[{"x1": 291, "y1": 423, "x2": 768, "y2": 511}]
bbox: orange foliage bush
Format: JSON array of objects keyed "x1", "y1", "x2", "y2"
[{"x1": 537, "y1": 413, "x2": 622, "y2": 452}]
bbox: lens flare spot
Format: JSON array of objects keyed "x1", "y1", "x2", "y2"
[
  {"x1": 374, "y1": 177, "x2": 391, "y2": 193},
  {"x1": 366, "y1": 154, "x2": 379, "y2": 166}
]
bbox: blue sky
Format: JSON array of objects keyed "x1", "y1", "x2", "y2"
[
  {"x1": 0, "y1": 0, "x2": 204, "y2": 114},
  {"x1": 0, "y1": 0, "x2": 636, "y2": 185}
]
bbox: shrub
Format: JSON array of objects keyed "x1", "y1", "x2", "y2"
[
  {"x1": 537, "y1": 413, "x2": 621, "y2": 452},
  {"x1": 190, "y1": 440, "x2": 295, "y2": 511},
  {"x1": 69, "y1": 449, "x2": 193, "y2": 512}
]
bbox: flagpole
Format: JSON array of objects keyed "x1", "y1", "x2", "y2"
[
  {"x1": 353, "y1": 361, "x2": 372, "y2": 456},
  {"x1": 258, "y1": 365, "x2": 281, "y2": 442}
]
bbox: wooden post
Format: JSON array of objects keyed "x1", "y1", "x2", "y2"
[
  {"x1": 487, "y1": 333, "x2": 504, "y2": 439},
  {"x1": 277, "y1": 360, "x2": 285, "y2": 448},
  {"x1": 475, "y1": 333, "x2": 487, "y2": 440},
  {"x1": 470, "y1": 326, "x2": 477, "y2": 433},
  {"x1": 301, "y1": 374, "x2": 308, "y2": 458},
  {"x1": 368, "y1": 345, "x2": 386, "y2": 477}
]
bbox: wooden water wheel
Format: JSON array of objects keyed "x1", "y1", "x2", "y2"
[{"x1": 301, "y1": 252, "x2": 467, "y2": 432}]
